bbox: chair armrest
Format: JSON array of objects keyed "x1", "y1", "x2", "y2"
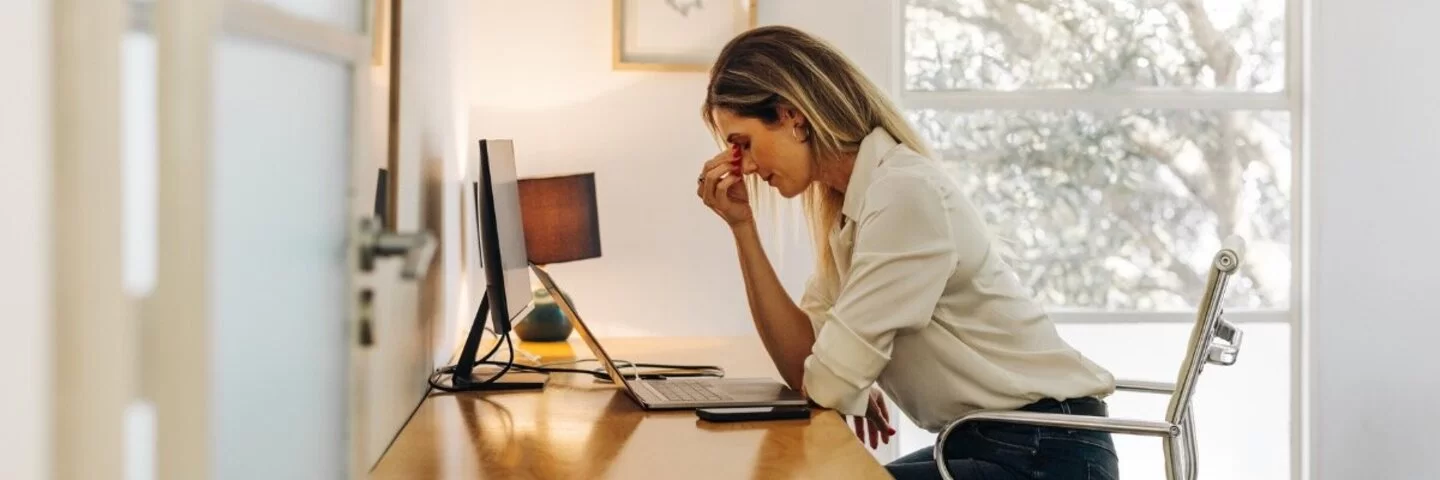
[
  {"x1": 934, "y1": 412, "x2": 1179, "y2": 480},
  {"x1": 1115, "y1": 379, "x2": 1176, "y2": 395},
  {"x1": 944, "y1": 411, "x2": 1179, "y2": 438}
]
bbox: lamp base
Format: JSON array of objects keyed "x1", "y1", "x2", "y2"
[{"x1": 515, "y1": 286, "x2": 573, "y2": 342}]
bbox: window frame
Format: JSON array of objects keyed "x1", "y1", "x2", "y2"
[{"x1": 889, "y1": 0, "x2": 1307, "y2": 478}]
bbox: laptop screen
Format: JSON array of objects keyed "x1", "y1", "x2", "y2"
[{"x1": 529, "y1": 265, "x2": 643, "y2": 395}]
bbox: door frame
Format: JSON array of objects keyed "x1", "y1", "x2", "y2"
[{"x1": 52, "y1": 1, "x2": 135, "y2": 479}]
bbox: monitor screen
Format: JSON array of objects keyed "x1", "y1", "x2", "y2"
[{"x1": 475, "y1": 139, "x2": 532, "y2": 334}]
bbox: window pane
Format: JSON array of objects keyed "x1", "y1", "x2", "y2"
[
  {"x1": 908, "y1": 109, "x2": 1291, "y2": 310},
  {"x1": 891, "y1": 323, "x2": 1291, "y2": 480},
  {"x1": 905, "y1": 0, "x2": 1286, "y2": 91}
]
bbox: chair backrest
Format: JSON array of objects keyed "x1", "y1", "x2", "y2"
[{"x1": 1166, "y1": 236, "x2": 1247, "y2": 424}]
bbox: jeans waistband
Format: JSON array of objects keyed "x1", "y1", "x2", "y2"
[{"x1": 1016, "y1": 397, "x2": 1109, "y2": 417}]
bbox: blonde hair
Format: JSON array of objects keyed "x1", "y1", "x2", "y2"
[{"x1": 703, "y1": 26, "x2": 932, "y2": 285}]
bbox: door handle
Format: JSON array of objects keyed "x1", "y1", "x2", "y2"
[{"x1": 356, "y1": 217, "x2": 435, "y2": 280}]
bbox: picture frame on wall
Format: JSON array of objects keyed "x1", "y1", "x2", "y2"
[{"x1": 612, "y1": 0, "x2": 759, "y2": 72}]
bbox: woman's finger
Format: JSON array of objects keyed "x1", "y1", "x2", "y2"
[
  {"x1": 701, "y1": 157, "x2": 725, "y2": 173},
  {"x1": 702, "y1": 146, "x2": 738, "y2": 172},
  {"x1": 872, "y1": 393, "x2": 896, "y2": 436},
  {"x1": 696, "y1": 156, "x2": 724, "y2": 195},
  {"x1": 853, "y1": 415, "x2": 863, "y2": 440},
  {"x1": 734, "y1": 147, "x2": 753, "y2": 174},
  {"x1": 868, "y1": 418, "x2": 878, "y2": 448},
  {"x1": 874, "y1": 413, "x2": 891, "y2": 444},
  {"x1": 725, "y1": 176, "x2": 748, "y2": 203},
  {"x1": 700, "y1": 163, "x2": 731, "y2": 204},
  {"x1": 714, "y1": 175, "x2": 741, "y2": 203}
]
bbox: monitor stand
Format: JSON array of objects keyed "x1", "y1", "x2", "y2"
[{"x1": 450, "y1": 293, "x2": 547, "y2": 391}]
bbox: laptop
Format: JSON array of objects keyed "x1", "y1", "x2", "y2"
[{"x1": 531, "y1": 264, "x2": 808, "y2": 410}]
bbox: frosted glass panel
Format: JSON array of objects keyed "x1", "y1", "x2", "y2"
[
  {"x1": 893, "y1": 323, "x2": 1290, "y2": 480},
  {"x1": 211, "y1": 35, "x2": 351, "y2": 480},
  {"x1": 259, "y1": 0, "x2": 364, "y2": 32}
]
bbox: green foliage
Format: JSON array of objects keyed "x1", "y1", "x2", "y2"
[{"x1": 905, "y1": 0, "x2": 1290, "y2": 310}]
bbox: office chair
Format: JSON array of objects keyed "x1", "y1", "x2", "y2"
[{"x1": 934, "y1": 236, "x2": 1247, "y2": 480}]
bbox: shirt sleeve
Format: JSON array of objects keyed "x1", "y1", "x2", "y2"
[
  {"x1": 802, "y1": 176, "x2": 957, "y2": 416},
  {"x1": 799, "y1": 273, "x2": 837, "y2": 335}
]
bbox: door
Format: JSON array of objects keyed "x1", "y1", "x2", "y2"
[
  {"x1": 209, "y1": 7, "x2": 362, "y2": 478},
  {"x1": 136, "y1": 1, "x2": 403, "y2": 478}
]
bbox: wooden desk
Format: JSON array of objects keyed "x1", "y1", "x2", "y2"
[{"x1": 371, "y1": 336, "x2": 890, "y2": 479}]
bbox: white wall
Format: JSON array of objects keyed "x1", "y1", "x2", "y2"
[
  {"x1": 461, "y1": 0, "x2": 896, "y2": 338},
  {"x1": 357, "y1": 0, "x2": 471, "y2": 466},
  {"x1": 393, "y1": 0, "x2": 472, "y2": 369},
  {"x1": 1309, "y1": 0, "x2": 1440, "y2": 478},
  {"x1": 0, "y1": 1, "x2": 51, "y2": 479}
]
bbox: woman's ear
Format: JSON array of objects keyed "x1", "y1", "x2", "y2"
[{"x1": 778, "y1": 104, "x2": 807, "y2": 129}]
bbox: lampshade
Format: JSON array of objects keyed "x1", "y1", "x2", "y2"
[{"x1": 517, "y1": 173, "x2": 602, "y2": 265}]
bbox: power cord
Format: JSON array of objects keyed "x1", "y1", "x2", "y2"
[
  {"x1": 428, "y1": 332, "x2": 517, "y2": 393},
  {"x1": 430, "y1": 356, "x2": 726, "y2": 391},
  {"x1": 429, "y1": 339, "x2": 727, "y2": 392},
  {"x1": 482, "y1": 325, "x2": 541, "y2": 364},
  {"x1": 527, "y1": 358, "x2": 725, "y2": 382}
]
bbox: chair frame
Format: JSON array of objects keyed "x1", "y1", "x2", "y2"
[{"x1": 934, "y1": 236, "x2": 1248, "y2": 480}]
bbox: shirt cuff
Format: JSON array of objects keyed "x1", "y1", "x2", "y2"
[
  {"x1": 804, "y1": 355, "x2": 871, "y2": 416},
  {"x1": 801, "y1": 317, "x2": 890, "y2": 416}
]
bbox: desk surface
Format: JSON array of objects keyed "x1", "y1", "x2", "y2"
[{"x1": 370, "y1": 336, "x2": 891, "y2": 479}]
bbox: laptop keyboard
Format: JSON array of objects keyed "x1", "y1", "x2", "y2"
[{"x1": 649, "y1": 381, "x2": 729, "y2": 402}]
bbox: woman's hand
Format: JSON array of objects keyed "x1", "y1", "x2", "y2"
[
  {"x1": 851, "y1": 387, "x2": 894, "y2": 449},
  {"x1": 697, "y1": 144, "x2": 753, "y2": 228}
]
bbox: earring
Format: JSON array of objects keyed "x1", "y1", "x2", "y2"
[{"x1": 792, "y1": 125, "x2": 806, "y2": 142}]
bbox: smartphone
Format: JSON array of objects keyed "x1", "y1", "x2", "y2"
[{"x1": 696, "y1": 405, "x2": 810, "y2": 423}]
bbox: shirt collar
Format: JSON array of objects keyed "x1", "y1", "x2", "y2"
[{"x1": 840, "y1": 127, "x2": 900, "y2": 221}]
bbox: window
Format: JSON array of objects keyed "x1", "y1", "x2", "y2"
[{"x1": 896, "y1": 1, "x2": 1299, "y2": 478}]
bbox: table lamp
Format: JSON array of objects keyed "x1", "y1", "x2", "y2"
[{"x1": 515, "y1": 172, "x2": 601, "y2": 342}]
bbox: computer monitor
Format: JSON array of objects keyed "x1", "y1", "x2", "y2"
[
  {"x1": 473, "y1": 139, "x2": 532, "y2": 334},
  {"x1": 454, "y1": 139, "x2": 533, "y2": 387}
]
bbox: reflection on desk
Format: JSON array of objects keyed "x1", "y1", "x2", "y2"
[{"x1": 370, "y1": 336, "x2": 890, "y2": 479}]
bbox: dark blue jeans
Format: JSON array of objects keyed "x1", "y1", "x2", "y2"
[{"x1": 886, "y1": 397, "x2": 1120, "y2": 480}]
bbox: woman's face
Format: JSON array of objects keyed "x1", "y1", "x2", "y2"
[{"x1": 712, "y1": 107, "x2": 813, "y2": 198}]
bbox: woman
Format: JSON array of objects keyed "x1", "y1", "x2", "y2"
[{"x1": 695, "y1": 26, "x2": 1120, "y2": 479}]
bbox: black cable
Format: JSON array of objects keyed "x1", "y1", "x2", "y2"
[
  {"x1": 466, "y1": 359, "x2": 725, "y2": 381},
  {"x1": 428, "y1": 332, "x2": 516, "y2": 393},
  {"x1": 429, "y1": 352, "x2": 726, "y2": 391}
]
